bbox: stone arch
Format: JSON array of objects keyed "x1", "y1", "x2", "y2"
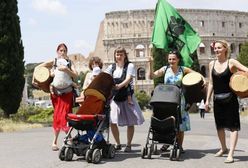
[
  {"x1": 230, "y1": 43, "x2": 235, "y2": 53},
  {"x1": 137, "y1": 67, "x2": 146, "y2": 80},
  {"x1": 200, "y1": 65, "x2": 207, "y2": 77},
  {"x1": 199, "y1": 42, "x2": 205, "y2": 54},
  {"x1": 239, "y1": 43, "x2": 243, "y2": 52},
  {"x1": 135, "y1": 44, "x2": 145, "y2": 57}
]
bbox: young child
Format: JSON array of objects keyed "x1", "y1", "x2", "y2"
[
  {"x1": 75, "y1": 66, "x2": 101, "y2": 103},
  {"x1": 49, "y1": 58, "x2": 78, "y2": 95}
]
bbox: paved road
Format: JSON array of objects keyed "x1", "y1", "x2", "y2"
[{"x1": 0, "y1": 112, "x2": 248, "y2": 168}]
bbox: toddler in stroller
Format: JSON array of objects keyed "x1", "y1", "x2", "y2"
[
  {"x1": 58, "y1": 72, "x2": 116, "y2": 164},
  {"x1": 141, "y1": 84, "x2": 182, "y2": 161}
]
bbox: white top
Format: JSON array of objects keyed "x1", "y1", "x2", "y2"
[
  {"x1": 105, "y1": 63, "x2": 136, "y2": 78},
  {"x1": 198, "y1": 99, "x2": 205, "y2": 109},
  {"x1": 51, "y1": 58, "x2": 73, "y2": 89}
]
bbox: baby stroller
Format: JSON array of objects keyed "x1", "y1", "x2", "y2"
[
  {"x1": 141, "y1": 84, "x2": 181, "y2": 161},
  {"x1": 58, "y1": 72, "x2": 116, "y2": 164}
]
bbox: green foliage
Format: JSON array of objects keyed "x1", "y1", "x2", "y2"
[
  {"x1": 237, "y1": 42, "x2": 248, "y2": 67},
  {"x1": 190, "y1": 51, "x2": 200, "y2": 72},
  {"x1": 0, "y1": 0, "x2": 25, "y2": 117},
  {"x1": 10, "y1": 105, "x2": 53, "y2": 124},
  {"x1": 135, "y1": 91, "x2": 151, "y2": 110},
  {"x1": 25, "y1": 63, "x2": 40, "y2": 98},
  {"x1": 152, "y1": 47, "x2": 166, "y2": 86},
  {"x1": 76, "y1": 71, "x2": 87, "y2": 92},
  {"x1": 27, "y1": 108, "x2": 53, "y2": 123}
]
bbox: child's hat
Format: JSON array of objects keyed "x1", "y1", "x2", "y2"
[{"x1": 92, "y1": 66, "x2": 101, "y2": 76}]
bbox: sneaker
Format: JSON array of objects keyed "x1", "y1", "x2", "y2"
[
  {"x1": 115, "y1": 144, "x2": 122, "y2": 150},
  {"x1": 124, "y1": 145, "x2": 131, "y2": 152}
]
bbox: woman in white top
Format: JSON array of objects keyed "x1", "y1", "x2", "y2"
[{"x1": 105, "y1": 47, "x2": 144, "y2": 152}]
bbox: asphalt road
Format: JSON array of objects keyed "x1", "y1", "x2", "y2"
[{"x1": 0, "y1": 112, "x2": 247, "y2": 168}]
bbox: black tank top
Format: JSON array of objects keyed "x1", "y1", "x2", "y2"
[{"x1": 212, "y1": 60, "x2": 233, "y2": 94}]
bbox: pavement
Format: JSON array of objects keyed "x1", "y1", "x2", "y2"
[{"x1": 0, "y1": 112, "x2": 247, "y2": 168}]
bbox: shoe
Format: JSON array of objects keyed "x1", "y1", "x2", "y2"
[
  {"x1": 224, "y1": 157, "x2": 234, "y2": 163},
  {"x1": 160, "y1": 144, "x2": 169, "y2": 152},
  {"x1": 214, "y1": 149, "x2": 228, "y2": 157},
  {"x1": 52, "y1": 145, "x2": 59, "y2": 151},
  {"x1": 115, "y1": 144, "x2": 122, "y2": 150},
  {"x1": 124, "y1": 145, "x2": 131, "y2": 152}
]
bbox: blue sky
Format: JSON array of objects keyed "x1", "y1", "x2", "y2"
[{"x1": 17, "y1": 0, "x2": 248, "y2": 64}]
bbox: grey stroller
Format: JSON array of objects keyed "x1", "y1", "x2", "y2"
[{"x1": 141, "y1": 84, "x2": 182, "y2": 161}]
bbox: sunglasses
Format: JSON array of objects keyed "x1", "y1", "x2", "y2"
[{"x1": 169, "y1": 50, "x2": 178, "y2": 54}]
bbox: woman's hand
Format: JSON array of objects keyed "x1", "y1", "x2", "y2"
[
  {"x1": 115, "y1": 84, "x2": 121, "y2": 90},
  {"x1": 205, "y1": 101, "x2": 210, "y2": 112}
]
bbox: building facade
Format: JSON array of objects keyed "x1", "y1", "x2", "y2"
[{"x1": 93, "y1": 8, "x2": 248, "y2": 95}]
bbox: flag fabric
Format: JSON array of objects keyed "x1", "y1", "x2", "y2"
[{"x1": 152, "y1": 0, "x2": 201, "y2": 67}]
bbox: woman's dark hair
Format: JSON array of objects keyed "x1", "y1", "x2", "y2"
[
  {"x1": 56, "y1": 43, "x2": 68, "y2": 52},
  {"x1": 168, "y1": 49, "x2": 183, "y2": 65},
  {"x1": 88, "y1": 56, "x2": 103, "y2": 70},
  {"x1": 114, "y1": 47, "x2": 129, "y2": 65}
]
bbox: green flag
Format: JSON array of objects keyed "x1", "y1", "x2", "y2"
[{"x1": 152, "y1": 0, "x2": 201, "y2": 67}]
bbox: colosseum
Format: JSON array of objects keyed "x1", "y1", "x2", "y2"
[{"x1": 91, "y1": 8, "x2": 248, "y2": 95}]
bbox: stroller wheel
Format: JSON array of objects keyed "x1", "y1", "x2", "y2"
[
  {"x1": 107, "y1": 145, "x2": 116, "y2": 159},
  {"x1": 92, "y1": 149, "x2": 102, "y2": 164},
  {"x1": 58, "y1": 146, "x2": 66, "y2": 161},
  {"x1": 169, "y1": 149, "x2": 174, "y2": 161},
  {"x1": 64, "y1": 147, "x2": 74, "y2": 161},
  {"x1": 85, "y1": 149, "x2": 93, "y2": 163},
  {"x1": 147, "y1": 146, "x2": 152, "y2": 159},
  {"x1": 153, "y1": 144, "x2": 159, "y2": 155},
  {"x1": 141, "y1": 146, "x2": 147, "y2": 159},
  {"x1": 176, "y1": 148, "x2": 180, "y2": 160}
]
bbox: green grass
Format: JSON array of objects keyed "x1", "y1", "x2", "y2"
[
  {"x1": 0, "y1": 118, "x2": 43, "y2": 132},
  {"x1": 240, "y1": 109, "x2": 248, "y2": 117}
]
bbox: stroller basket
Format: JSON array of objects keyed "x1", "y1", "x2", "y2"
[{"x1": 151, "y1": 116, "x2": 176, "y2": 143}]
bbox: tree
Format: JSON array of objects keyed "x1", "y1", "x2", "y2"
[
  {"x1": 152, "y1": 47, "x2": 166, "y2": 86},
  {"x1": 25, "y1": 63, "x2": 40, "y2": 98},
  {"x1": 0, "y1": 0, "x2": 25, "y2": 118},
  {"x1": 237, "y1": 42, "x2": 248, "y2": 67}
]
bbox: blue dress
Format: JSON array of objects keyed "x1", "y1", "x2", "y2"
[{"x1": 163, "y1": 66, "x2": 191, "y2": 132}]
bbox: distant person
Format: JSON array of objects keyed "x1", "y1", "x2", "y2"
[
  {"x1": 205, "y1": 40, "x2": 248, "y2": 163},
  {"x1": 32, "y1": 43, "x2": 78, "y2": 151},
  {"x1": 197, "y1": 99, "x2": 205, "y2": 118}
]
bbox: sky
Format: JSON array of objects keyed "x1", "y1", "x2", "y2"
[{"x1": 17, "y1": 0, "x2": 248, "y2": 64}]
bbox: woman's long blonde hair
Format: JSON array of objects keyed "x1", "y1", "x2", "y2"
[{"x1": 214, "y1": 40, "x2": 231, "y2": 58}]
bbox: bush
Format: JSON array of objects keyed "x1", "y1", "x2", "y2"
[
  {"x1": 10, "y1": 104, "x2": 53, "y2": 124},
  {"x1": 135, "y1": 91, "x2": 151, "y2": 110}
]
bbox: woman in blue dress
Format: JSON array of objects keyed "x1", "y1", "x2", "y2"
[{"x1": 149, "y1": 50, "x2": 196, "y2": 152}]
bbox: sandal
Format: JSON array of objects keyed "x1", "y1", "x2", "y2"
[
  {"x1": 52, "y1": 145, "x2": 59, "y2": 151},
  {"x1": 214, "y1": 148, "x2": 228, "y2": 157},
  {"x1": 124, "y1": 145, "x2": 131, "y2": 152},
  {"x1": 115, "y1": 144, "x2": 122, "y2": 150}
]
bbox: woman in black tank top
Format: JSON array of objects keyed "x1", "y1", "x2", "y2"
[{"x1": 205, "y1": 40, "x2": 248, "y2": 163}]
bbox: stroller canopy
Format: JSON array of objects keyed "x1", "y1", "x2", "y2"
[{"x1": 150, "y1": 84, "x2": 180, "y2": 105}]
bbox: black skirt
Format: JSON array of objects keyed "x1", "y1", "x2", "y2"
[{"x1": 213, "y1": 95, "x2": 240, "y2": 131}]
